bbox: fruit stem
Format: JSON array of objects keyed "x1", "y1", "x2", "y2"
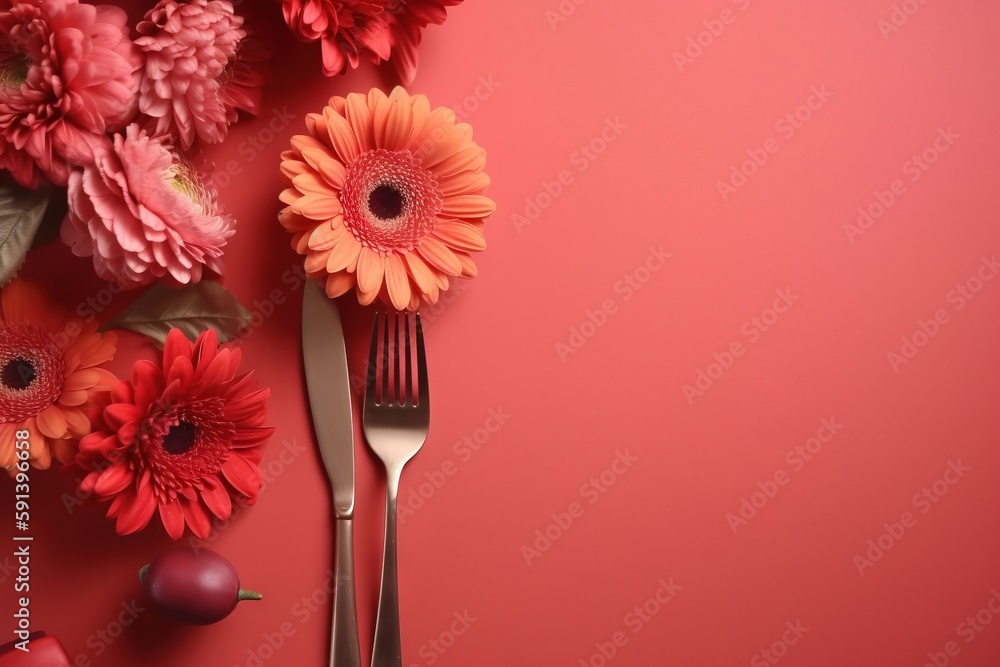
[
  {"x1": 138, "y1": 564, "x2": 150, "y2": 584},
  {"x1": 238, "y1": 589, "x2": 263, "y2": 601}
]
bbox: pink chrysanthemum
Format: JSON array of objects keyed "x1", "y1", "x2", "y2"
[
  {"x1": 0, "y1": 0, "x2": 141, "y2": 188},
  {"x1": 279, "y1": 87, "x2": 493, "y2": 310},
  {"x1": 76, "y1": 328, "x2": 274, "y2": 539},
  {"x1": 384, "y1": 0, "x2": 461, "y2": 85},
  {"x1": 61, "y1": 124, "x2": 235, "y2": 288},
  {"x1": 280, "y1": 0, "x2": 390, "y2": 76},
  {"x1": 0, "y1": 279, "x2": 118, "y2": 472},
  {"x1": 135, "y1": 0, "x2": 256, "y2": 150}
]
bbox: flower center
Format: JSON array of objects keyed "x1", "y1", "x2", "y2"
[
  {"x1": 1, "y1": 358, "x2": 36, "y2": 391},
  {"x1": 341, "y1": 149, "x2": 444, "y2": 254},
  {"x1": 368, "y1": 184, "x2": 405, "y2": 220},
  {"x1": 0, "y1": 324, "x2": 65, "y2": 424},
  {"x1": 0, "y1": 35, "x2": 26, "y2": 87},
  {"x1": 162, "y1": 421, "x2": 197, "y2": 455},
  {"x1": 137, "y1": 398, "x2": 236, "y2": 495},
  {"x1": 0, "y1": 54, "x2": 27, "y2": 87},
  {"x1": 165, "y1": 160, "x2": 215, "y2": 215}
]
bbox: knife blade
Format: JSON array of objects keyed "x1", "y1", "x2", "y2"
[{"x1": 302, "y1": 279, "x2": 360, "y2": 667}]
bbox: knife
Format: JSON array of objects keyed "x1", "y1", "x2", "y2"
[{"x1": 302, "y1": 279, "x2": 361, "y2": 667}]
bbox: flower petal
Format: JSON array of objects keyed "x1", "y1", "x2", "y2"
[
  {"x1": 94, "y1": 463, "x2": 133, "y2": 497},
  {"x1": 433, "y1": 220, "x2": 487, "y2": 252},
  {"x1": 356, "y1": 247, "x2": 385, "y2": 294},
  {"x1": 326, "y1": 233, "x2": 362, "y2": 273},
  {"x1": 36, "y1": 405, "x2": 68, "y2": 439},
  {"x1": 222, "y1": 455, "x2": 262, "y2": 499},
  {"x1": 158, "y1": 501, "x2": 185, "y2": 540},
  {"x1": 181, "y1": 498, "x2": 213, "y2": 539},
  {"x1": 416, "y1": 236, "x2": 462, "y2": 276},
  {"x1": 115, "y1": 486, "x2": 157, "y2": 535},
  {"x1": 384, "y1": 254, "x2": 412, "y2": 311},
  {"x1": 441, "y1": 195, "x2": 496, "y2": 219},
  {"x1": 201, "y1": 478, "x2": 233, "y2": 520}
]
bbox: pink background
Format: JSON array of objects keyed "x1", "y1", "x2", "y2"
[{"x1": 4, "y1": 0, "x2": 1000, "y2": 665}]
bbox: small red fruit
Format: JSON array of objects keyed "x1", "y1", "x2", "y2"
[{"x1": 139, "y1": 548, "x2": 262, "y2": 625}]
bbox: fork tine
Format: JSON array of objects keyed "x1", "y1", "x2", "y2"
[
  {"x1": 366, "y1": 312, "x2": 380, "y2": 410},
  {"x1": 381, "y1": 311, "x2": 390, "y2": 405},
  {"x1": 403, "y1": 312, "x2": 412, "y2": 407},
  {"x1": 391, "y1": 313, "x2": 401, "y2": 406},
  {"x1": 415, "y1": 312, "x2": 428, "y2": 410}
]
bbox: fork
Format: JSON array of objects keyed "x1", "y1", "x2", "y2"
[{"x1": 364, "y1": 312, "x2": 430, "y2": 667}]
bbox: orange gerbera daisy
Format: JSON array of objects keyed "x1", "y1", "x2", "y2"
[
  {"x1": 278, "y1": 86, "x2": 494, "y2": 310},
  {"x1": 0, "y1": 279, "x2": 118, "y2": 471}
]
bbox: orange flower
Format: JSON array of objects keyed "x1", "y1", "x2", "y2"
[
  {"x1": 278, "y1": 86, "x2": 494, "y2": 310},
  {"x1": 0, "y1": 279, "x2": 117, "y2": 471}
]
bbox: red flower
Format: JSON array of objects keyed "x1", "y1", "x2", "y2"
[
  {"x1": 279, "y1": 0, "x2": 390, "y2": 76},
  {"x1": 385, "y1": 0, "x2": 461, "y2": 85},
  {"x1": 77, "y1": 328, "x2": 273, "y2": 539}
]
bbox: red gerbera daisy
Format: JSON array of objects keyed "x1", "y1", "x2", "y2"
[
  {"x1": 76, "y1": 328, "x2": 274, "y2": 539},
  {"x1": 385, "y1": 0, "x2": 461, "y2": 85}
]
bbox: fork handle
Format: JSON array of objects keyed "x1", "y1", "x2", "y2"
[
  {"x1": 371, "y1": 469, "x2": 403, "y2": 667},
  {"x1": 331, "y1": 517, "x2": 361, "y2": 667}
]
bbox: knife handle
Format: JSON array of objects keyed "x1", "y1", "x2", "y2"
[{"x1": 331, "y1": 517, "x2": 361, "y2": 667}]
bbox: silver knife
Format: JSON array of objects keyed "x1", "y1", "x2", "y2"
[{"x1": 302, "y1": 279, "x2": 361, "y2": 667}]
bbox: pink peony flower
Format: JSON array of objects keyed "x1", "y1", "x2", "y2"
[
  {"x1": 280, "y1": 0, "x2": 390, "y2": 77},
  {"x1": 135, "y1": 0, "x2": 257, "y2": 150},
  {"x1": 0, "y1": 0, "x2": 141, "y2": 188},
  {"x1": 61, "y1": 124, "x2": 235, "y2": 288},
  {"x1": 384, "y1": 0, "x2": 461, "y2": 85}
]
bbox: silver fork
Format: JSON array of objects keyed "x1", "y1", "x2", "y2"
[{"x1": 364, "y1": 312, "x2": 430, "y2": 667}]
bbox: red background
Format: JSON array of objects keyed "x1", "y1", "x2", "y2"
[{"x1": 4, "y1": 0, "x2": 1000, "y2": 665}]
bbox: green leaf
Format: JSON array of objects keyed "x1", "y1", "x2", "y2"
[
  {"x1": 0, "y1": 177, "x2": 52, "y2": 287},
  {"x1": 101, "y1": 282, "x2": 252, "y2": 346}
]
